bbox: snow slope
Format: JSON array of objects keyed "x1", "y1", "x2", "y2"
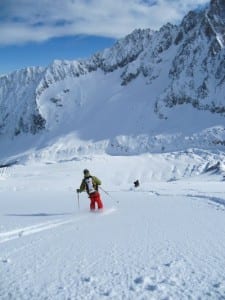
[
  {"x1": 0, "y1": 69, "x2": 225, "y2": 164},
  {"x1": 1, "y1": 155, "x2": 225, "y2": 299}
]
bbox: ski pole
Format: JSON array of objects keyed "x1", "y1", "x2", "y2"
[
  {"x1": 99, "y1": 187, "x2": 119, "y2": 205},
  {"x1": 99, "y1": 186, "x2": 110, "y2": 196}
]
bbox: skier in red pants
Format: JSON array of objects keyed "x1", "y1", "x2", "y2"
[{"x1": 77, "y1": 169, "x2": 104, "y2": 211}]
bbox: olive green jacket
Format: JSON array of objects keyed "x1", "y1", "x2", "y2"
[{"x1": 80, "y1": 175, "x2": 101, "y2": 194}]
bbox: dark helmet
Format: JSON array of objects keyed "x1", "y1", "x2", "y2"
[{"x1": 83, "y1": 169, "x2": 90, "y2": 176}]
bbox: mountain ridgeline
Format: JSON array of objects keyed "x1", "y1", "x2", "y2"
[{"x1": 0, "y1": 0, "x2": 225, "y2": 158}]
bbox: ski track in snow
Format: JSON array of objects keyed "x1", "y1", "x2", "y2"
[
  {"x1": 0, "y1": 208, "x2": 117, "y2": 244},
  {"x1": 0, "y1": 218, "x2": 81, "y2": 244}
]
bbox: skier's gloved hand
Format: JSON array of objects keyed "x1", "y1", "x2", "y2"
[{"x1": 76, "y1": 189, "x2": 81, "y2": 193}]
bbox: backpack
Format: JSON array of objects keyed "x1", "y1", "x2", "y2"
[{"x1": 84, "y1": 176, "x2": 96, "y2": 194}]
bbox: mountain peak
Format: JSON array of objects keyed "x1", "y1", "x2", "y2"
[
  {"x1": 208, "y1": 0, "x2": 225, "y2": 27},
  {"x1": 210, "y1": 0, "x2": 225, "y2": 18}
]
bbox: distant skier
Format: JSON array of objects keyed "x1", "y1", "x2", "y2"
[
  {"x1": 77, "y1": 169, "x2": 104, "y2": 211},
  {"x1": 134, "y1": 180, "x2": 140, "y2": 188}
]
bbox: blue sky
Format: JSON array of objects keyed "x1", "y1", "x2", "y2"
[
  {"x1": 0, "y1": 0, "x2": 209, "y2": 75},
  {"x1": 0, "y1": 35, "x2": 116, "y2": 74}
]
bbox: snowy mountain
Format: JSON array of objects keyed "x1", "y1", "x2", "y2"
[
  {"x1": 0, "y1": 0, "x2": 225, "y2": 163},
  {"x1": 2, "y1": 3, "x2": 225, "y2": 297}
]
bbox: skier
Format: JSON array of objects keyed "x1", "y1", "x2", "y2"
[
  {"x1": 77, "y1": 169, "x2": 104, "y2": 211},
  {"x1": 134, "y1": 180, "x2": 140, "y2": 188}
]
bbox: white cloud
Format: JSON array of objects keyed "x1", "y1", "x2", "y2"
[{"x1": 0, "y1": 0, "x2": 210, "y2": 45}]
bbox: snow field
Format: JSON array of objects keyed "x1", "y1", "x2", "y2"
[{"x1": 0, "y1": 154, "x2": 225, "y2": 299}]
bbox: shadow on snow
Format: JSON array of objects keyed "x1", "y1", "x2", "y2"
[{"x1": 5, "y1": 212, "x2": 72, "y2": 217}]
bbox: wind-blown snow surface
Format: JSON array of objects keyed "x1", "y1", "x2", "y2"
[{"x1": 1, "y1": 154, "x2": 225, "y2": 299}]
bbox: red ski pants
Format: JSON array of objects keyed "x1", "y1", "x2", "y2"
[{"x1": 89, "y1": 191, "x2": 103, "y2": 210}]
